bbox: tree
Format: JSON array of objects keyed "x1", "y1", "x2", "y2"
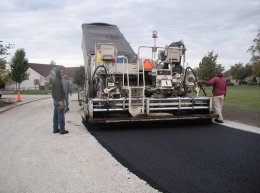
[
  {"x1": 244, "y1": 63, "x2": 253, "y2": 78},
  {"x1": 197, "y1": 51, "x2": 224, "y2": 80},
  {"x1": 230, "y1": 63, "x2": 252, "y2": 83},
  {"x1": 73, "y1": 66, "x2": 85, "y2": 87},
  {"x1": 9, "y1": 49, "x2": 29, "y2": 90},
  {"x1": 193, "y1": 67, "x2": 199, "y2": 77},
  {"x1": 0, "y1": 41, "x2": 14, "y2": 85},
  {"x1": 50, "y1": 60, "x2": 56, "y2": 65},
  {"x1": 253, "y1": 64, "x2": 260, "y2": 78},
  {"x1": 248, "y1": 30, "x2": 260, "y2": 79}
]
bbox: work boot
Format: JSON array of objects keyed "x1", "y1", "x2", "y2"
[
  {"x1": 53, "y1": 129, "x2": 60, "y2": 134},
  {"x1": 214, "y1": 119, "x2": 224, "y2": 123},
  {"x1": 60, "y1": 130, "x2": 69, "y2": 135}
]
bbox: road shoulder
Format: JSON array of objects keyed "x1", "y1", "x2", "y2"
[{"x1": 0, "y1": 94, "x2": 51, "y2": 114}]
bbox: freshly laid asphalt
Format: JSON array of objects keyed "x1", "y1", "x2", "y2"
[
  {"x1": 1, "y1": 95, "x2": 259, "y2": 193},
  {"x1": 89, "y1": 122, "x2": 260, "y2": 193}
]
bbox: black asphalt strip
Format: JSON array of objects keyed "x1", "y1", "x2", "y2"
[{"x1": 88, "y1": 122, "x2": 260, "y2": 193}]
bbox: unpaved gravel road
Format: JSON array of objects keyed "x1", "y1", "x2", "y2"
[{"x1": 0, "y1": 95, "x2": 159, "y2": 193}]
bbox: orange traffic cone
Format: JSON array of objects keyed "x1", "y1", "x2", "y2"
[{"x1": 17, "y1": 90, "x2": 21, "y2": 102}]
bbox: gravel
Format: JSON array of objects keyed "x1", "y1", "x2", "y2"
[{"x1": 0, "y1": 95, "x2": 160, "y2": 193}]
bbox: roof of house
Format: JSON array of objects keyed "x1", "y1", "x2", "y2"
[
  {"x1": 27, "y1": 63, "x2": 81, "y2": 79},
  {"x1": 64, "y1": 67, "x2": 80, "y2": 78},
  {"x1": 28, "y1": 63, "x2": 64, "y2": 78}
]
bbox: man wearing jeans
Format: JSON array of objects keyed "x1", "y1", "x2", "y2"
[
  {"x1": 52, "y1": 68, "x2": 69, "y2": 134},
  {"x1": 202, "y1": 71, "x2": 227, "y2": 123}
]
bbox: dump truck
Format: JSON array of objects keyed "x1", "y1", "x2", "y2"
[{"x1": 79, "y1": 23, "x2": 218, "y2": 127}]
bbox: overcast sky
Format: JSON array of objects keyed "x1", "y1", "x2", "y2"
[{"x1": 1, "y1": 0, "x2": 259, "y2": 70}]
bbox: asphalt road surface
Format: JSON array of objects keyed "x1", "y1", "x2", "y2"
[
  {"x1": 89, "y1": 121, "x2": 260, "y2": 193},
  {"x1": 1, "y1": 95, "x2": 259, "y2": 193},
  {"x1": 0, "y1": 96, "x2": 159, "y2": 193}
]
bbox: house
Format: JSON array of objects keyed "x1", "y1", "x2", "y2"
[
  {"x1": 5, "y1": 63, "x2": 80, "y2": 90},
  {"x1": 244, "y1": 75, "x2": 260, "y2": 83},
  {"x1": 63, "y1": 67, "x2": 80, "y2": 83},
  {"x1": 223, "y1": 70, "x2": 259, "y2": 85},
  {"x1": 223, "y1": 70, "x2": 240, "y2": 85}
]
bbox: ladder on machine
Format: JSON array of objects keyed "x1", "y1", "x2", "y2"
[{"x1": 122, "y1": 57, "x2": 145, "y2": 117}]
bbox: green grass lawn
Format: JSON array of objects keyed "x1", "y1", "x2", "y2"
[{"x1": 202, "y1": 85, "x2": 260, "y2": 111}]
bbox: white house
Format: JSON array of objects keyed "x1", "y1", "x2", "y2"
[{"x1": 5, "y1": 63, "x2": 79, "y2": 90}]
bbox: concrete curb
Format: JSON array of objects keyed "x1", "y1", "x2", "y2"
[
  {"x1": 221, "y1": 120, "x2": 260, "y2": 134},
  {"x1": 0, "y1": 96, "x2": 51, "y2": 114}
]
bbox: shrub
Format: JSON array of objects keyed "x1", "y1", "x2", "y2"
[
  {"x1": 44, "y1": 82, "x2": 52, "y2": 90},
  {"x1": 247, "y1": 81, "x2": 258, "y2": 86},
  {"x1": 226, "y1": 82, "x2": 234, "y2": 86},
  {"x1": 39, "y1": 85, "x2": 45, "y2": 90}
]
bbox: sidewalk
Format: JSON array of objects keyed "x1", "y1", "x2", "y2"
[{"x1": 0, "y1": 94, "x2": 51, "y2": 114}]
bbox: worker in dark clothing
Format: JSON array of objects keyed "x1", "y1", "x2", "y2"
[
  {"x1": 201, "y1": 71, "x2": 227, "y2": 123},
  {"x1": 62, "y1": 71, "x2": 71, "y2": 113},
  {"x1": 52, "y1": 68, "x2": 69, "y2": 134}
]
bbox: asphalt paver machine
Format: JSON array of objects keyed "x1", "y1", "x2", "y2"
[{"x1": 79, "y1": 23, "x2": 217, "y2": 127}]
